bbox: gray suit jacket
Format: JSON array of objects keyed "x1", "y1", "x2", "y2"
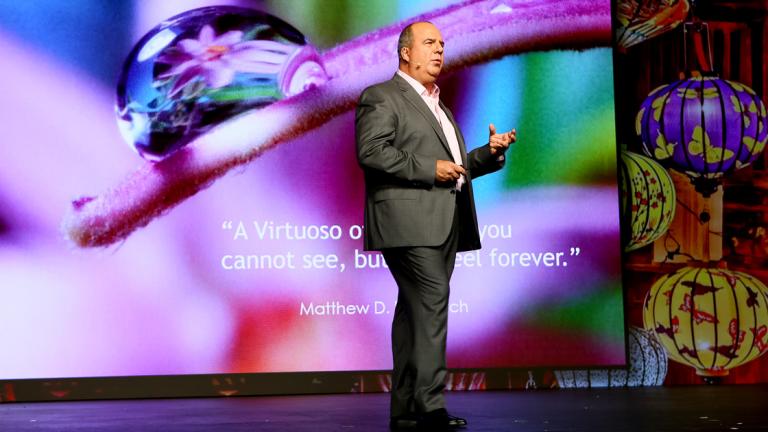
[{"x1": 355, "y1": 73, "x2": 504, "y2": 252}]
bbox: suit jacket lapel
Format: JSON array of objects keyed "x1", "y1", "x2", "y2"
[{"x1": 393, "y1": 75, "x2": 453, "y2": 157}]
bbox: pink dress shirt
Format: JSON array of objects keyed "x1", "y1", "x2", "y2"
[{"x1": 396, "y1": 70, "x2": 465, "y2": 190}]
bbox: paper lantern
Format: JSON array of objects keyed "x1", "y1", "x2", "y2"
[
  {"x1": 637, "y1": 75, "x2": 768, "y2": 196},
  {"x1": 616, "y1": 0, "x2": 690, "y2": 49},
  {"x1": 555, "y1": 326, "x2": 668, "y2": 388},
  {"x1": 621, "y1": 151, "x2": 676, "y2": 251},
  {"x1": 644, "y1": 266, "x2": 768, "y2": 377}
]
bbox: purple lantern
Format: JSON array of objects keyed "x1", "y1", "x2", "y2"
[{"x1": 636, "y1": 75, "x2": 768, "y2": 196}]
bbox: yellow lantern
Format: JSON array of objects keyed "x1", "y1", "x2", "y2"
[{"x1": 643, "y1": 266, "x2": 768, "y2": 378}]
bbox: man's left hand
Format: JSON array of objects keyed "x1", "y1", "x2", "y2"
[{"x1": 488, "y1": 123, "x2": 516, "y2": 155}]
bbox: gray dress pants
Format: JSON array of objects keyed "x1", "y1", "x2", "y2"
[{"x1": 381, "y1": 196, "x2": 461, "y2": 417}]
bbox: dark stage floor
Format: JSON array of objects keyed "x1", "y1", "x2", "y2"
[{"x1": 1, "y1": 385, "x2": 766, "y2": 431}]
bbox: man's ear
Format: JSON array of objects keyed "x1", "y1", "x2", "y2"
[{"x1": 400, "y1": 47, "x2": 410, "y2": 63}]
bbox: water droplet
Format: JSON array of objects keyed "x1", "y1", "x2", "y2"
[{"x1": 116, "y1": 7, "x2": 328, "y2": 160}]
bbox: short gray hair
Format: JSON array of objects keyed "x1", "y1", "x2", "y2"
[
  {"x1": 397, "y1": 21, "x2": 433, "y2": 61},
  {"x1": 397, "y1": 23, "x2": 415, "y2": 61}
]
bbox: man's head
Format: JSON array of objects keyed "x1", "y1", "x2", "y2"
[{"x1": 397, "y1": 21, "x2": 444, "y2": 89}]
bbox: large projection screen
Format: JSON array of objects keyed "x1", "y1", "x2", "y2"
[{"x1": 0, "y1": 0, "x2": 625, "y2": 380}]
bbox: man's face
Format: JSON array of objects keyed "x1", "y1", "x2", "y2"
[{"x1": 402, "y1": 22, "x2": 444, "y2": 87}]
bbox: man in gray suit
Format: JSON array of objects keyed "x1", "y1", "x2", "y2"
[{"x1": 355, "y1": 21, "x2": 516, "y2": 430}]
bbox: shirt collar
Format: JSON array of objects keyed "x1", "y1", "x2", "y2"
[{"x1": 397, "y1": 70, "x2": 440, "y2": 99}]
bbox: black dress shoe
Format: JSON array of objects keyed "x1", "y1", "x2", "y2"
[
  {"x1": 422, "y1": 408, "x2": 468, "y2": 429},
  {"x1": 389, "y1": 413, "x2": 420, "y2": 430},
  {"x1": 445, "y1": 413, "x2": 467, "y2": 427}
]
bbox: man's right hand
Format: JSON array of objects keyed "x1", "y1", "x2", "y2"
[{"x1": 435, "y1": 160, "x2": 465, "y2": 183}]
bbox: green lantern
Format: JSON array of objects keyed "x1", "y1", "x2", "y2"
[{"x1": 620, "y1": 151, "x2": 676, "y2": 251}]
